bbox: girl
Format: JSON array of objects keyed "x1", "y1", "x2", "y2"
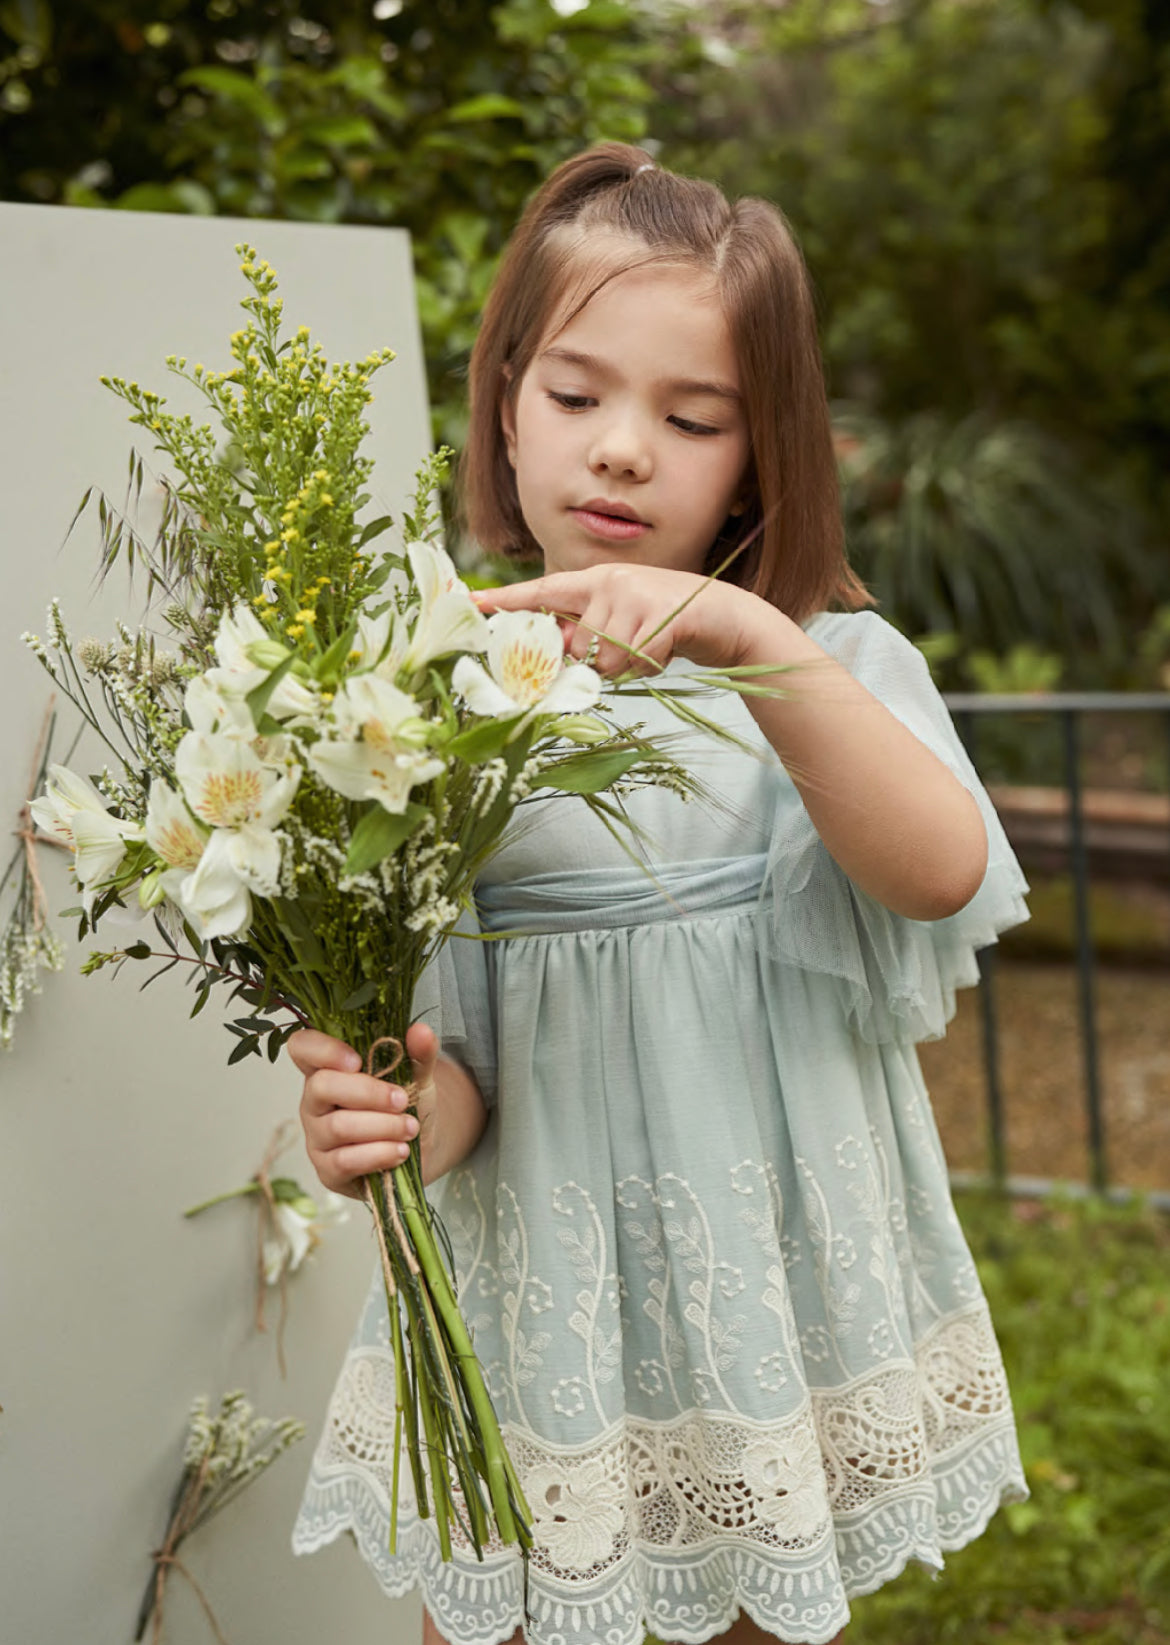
[{"x1": 290, "y1": 143, "x2": 1029, "y2": 1645}]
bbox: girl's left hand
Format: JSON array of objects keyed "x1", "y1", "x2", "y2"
[{"x1": 473, "y1": 564, "x2": 767, "y2": 678}]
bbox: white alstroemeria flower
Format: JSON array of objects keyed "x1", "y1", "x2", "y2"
[
  {"x1": 145, "y1": 781, "x2": 209, "y2": 901},
  {"x1": 175, "y1": 731, "x2": 300, "y2": 833},
  {"x1": 205, "y1": 604, "x2": 320, "y2": 725},
  {"x1": 452, "y1": 610, "x2": 601, "y2": 720},
  {"x1": 176, "y1": 825, "x2": 283, "y2": 939},
  {"x1": 353, "y1": 608, "x2": 410, "y2": 682},
  {"x1": 307, "y1": 675, "x2": 444, "y2": 814},
  {"x1": 401, "y1": 541, "x2": 489, "y2": 672},
  {"x1": 262, "y1": 1189, "x2": 349, "y2": 1286},
  {"x1": 30, "y1": 765, "x2": 143, "y2": 905},
  {"x1": 170, "y1": 733, "x2": 297, "y2": 937},
  {"x1": 71, "y1": 808, "x2": 144, "y2": 890},
  {"x1": 30, "y1": 764, "x2": 130, "y2": 850},
  {"x1": 184, "y1": 672, "x2": 255, "y2": 736}
]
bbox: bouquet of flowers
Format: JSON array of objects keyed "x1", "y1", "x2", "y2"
[{"x1": 23, "y1": 248, "x2": 745, "y2": 1562}]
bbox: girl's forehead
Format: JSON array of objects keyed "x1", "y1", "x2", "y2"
[{"x1": 540, "y1": 232, "x2": 721, "y2": 345}]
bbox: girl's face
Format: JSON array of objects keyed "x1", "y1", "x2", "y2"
[{"x1": 501, "y1": 254, "x2": 751, "y2": 578}]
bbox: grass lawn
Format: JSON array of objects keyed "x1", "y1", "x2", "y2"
[{"x1": 651, "y1": 1192, "x2": 1170, "y2": 1645}]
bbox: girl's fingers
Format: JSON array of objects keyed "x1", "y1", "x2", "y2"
[
  {"x1": 302, "y1": 1068, "x2": 412, "y2": 1115},
  {"x1": 404, "y1": 1021, "x2": 440, "y2": 1083},
  {"x1": 321, "y1": 1141, "x2": 415, "y2": 1192},
  {"x1": 473, "y1": 572, "x2": 589, "y2": 619},
  {"x1": 287, "y1": 1028, "x2": 361, "y2": 1077},
  {"x1": 317, "y1": 1106, "x2": 419, "y2": 1151}
]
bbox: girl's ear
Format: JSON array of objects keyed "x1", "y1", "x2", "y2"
[{"x1": 499, "y1": 364, "x2": 517, "y2": 468}]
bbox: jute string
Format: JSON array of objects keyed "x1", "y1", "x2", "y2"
[
  {"x1": 143, "y1": 1457, "x2": 230, "y2": 1645},
  {"x1": 252, "y1": 1120, "x2": 296, "y2": 1377},
  {"x1": 14, "y1": 700, "x2": 67, "y2": 927}
]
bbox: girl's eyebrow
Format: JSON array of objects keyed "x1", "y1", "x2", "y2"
[{"x1": 539, "y1": 346, "x2": 742, "y2": 404}]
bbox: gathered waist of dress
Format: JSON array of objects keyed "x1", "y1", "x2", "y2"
[{"x1": 474, "y1": 853, "x2": 768, "y2": 935}]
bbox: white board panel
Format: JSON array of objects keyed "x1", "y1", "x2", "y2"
[{"x1": 0, "y1": 204, "x2": 427, "y2": 1643}]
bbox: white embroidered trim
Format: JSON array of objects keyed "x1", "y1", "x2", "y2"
[{"x1": 293, "y1": 1307, "x2": 1026, "y2": 1645}]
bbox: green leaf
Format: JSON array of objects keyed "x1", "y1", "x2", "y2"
[
  {"x1": 340, "y1": 978, "x2": 379, "y2": 1011},
  {"x1": 533, "y1": 749, "x2": 644, "y2": 794},
  {"x1": 0, "y1": 0, "x2": 50, "y2": 53},
  {"x1": 227, "y1": 1036, "x2": 260, "y2": 1066},
  {"x1": 181, "y1": 66, "x2": 285, "y2": 133},
  {"x1": 114, "y1": 180, "x2": 215, "y2": 215},
  {"x1": 445, "y1": 716, "x2": 523, "y2": 763},
  {"x1": 298, "y1": 115, "x2": 379, "y2": 149},
  {"x1": 123, "y1": 942, "x2": 152, "y2": 960},
  {"x1": 443, "y1": 94, "x2": 527, "y2": 124},
  {"x1": 358, "y1": 514, "x2": 395, "y2": 549},
  {"x1": 244, "y1": 653, "x2": 296, "y2": 723},
  {"x1": 344, "y1": 802, "x2": 428, "y2": 877},
  {"x1": 314, "y1": 623, "x2": 358, "y2": 684}
]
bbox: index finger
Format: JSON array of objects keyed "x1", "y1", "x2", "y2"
[
  {"x1": 472, "y1": 573, "x2": 590, "y2": 618},
  {"x1": 287, "y1": 1028, "x2": 362, "y2": 1077}
]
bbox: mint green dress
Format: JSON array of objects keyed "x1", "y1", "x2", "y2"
[{"x1": 292, "y1": 612, "x2": 1029, "y2": 1645}]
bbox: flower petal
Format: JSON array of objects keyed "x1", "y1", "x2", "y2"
[
  {"x1": 72, "y1": 809, "x2": 132, "y2": 887},
  {"x1": 145, "y1": 783, "x2": 207, "y2": 870},
  {"x1": 536, "y1": 661, "x2": 603, "y2": 717},
  {"x1": 451, "y1": 655, "x2": 521, "y2": 717},
  {"x1": 177, "y1": 830, "x2": 252, "y2": 939}
]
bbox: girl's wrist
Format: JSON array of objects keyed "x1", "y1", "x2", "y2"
[{"x1": 727, "y1": 594, "x2": 812, "y2": 673}]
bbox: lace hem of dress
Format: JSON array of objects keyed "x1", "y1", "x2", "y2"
[{"x1": 292, "y1": 1307, "x2": 1027, "y2": 1645}]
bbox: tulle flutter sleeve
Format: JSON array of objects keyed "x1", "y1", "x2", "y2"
[
  {"x1": 411, "y1": 911, "x2": 498, "y2": 1106},
  {"x1": 759, "y1": 611, "x2": 1030, "y2": 1046}
]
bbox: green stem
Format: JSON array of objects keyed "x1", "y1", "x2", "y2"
[
  {"x1": 183, "y1": 1182, "x2": 260, "y2": 1218},
  {"x1": 394, "y1": 1160, "x2": 528, "y2": 1544}
]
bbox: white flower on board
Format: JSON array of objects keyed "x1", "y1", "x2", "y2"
[
  {"x1": 740, "y1": 1428, "x2": 828, "y2": 1540},
  {"x1": 401, "y1": 541, "x2": 489, "y2": 673},
  {"x1": 524, "y1": 1454, "x2": 623, "y2": 1571},
  {"x1": 262, "y1": 1190, "x2": 349, "y2": 1286},
  {"x1": 452, "y1": 611, "x2": 601, "y2": 720},
  {"x1": 307, "y1": 674, "x2": 444, "y2": 814}
]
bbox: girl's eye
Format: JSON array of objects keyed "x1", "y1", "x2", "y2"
[
  {"x1": 548, "y1": 391, "x2": 593, "y2": 411},
  {"x1": 669, "y1": 415, "x2": 721, "y2": 437}
]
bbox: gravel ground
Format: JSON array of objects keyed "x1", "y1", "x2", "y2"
[{"x1": 919, "y1": 960, "x2": 1170, "y2": 1195}]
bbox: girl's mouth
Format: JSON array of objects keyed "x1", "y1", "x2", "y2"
[{"x1": 570, "y1": 508, "x2": 650, "y2": 541}]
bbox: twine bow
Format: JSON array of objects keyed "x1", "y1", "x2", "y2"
[{"x1": 136, "y1": 1456, "x2": 230, "y2": 1645}]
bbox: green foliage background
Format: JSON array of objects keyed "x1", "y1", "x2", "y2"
[
  {"x1": 2, "y1": 0, "x2": 1168, "y2": 682},
  {"x1": 4, "y1": 8, "x2": 1170, "y2": 1639}
]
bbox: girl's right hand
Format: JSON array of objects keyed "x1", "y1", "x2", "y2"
[{"x1": 289, "y1": 1023, "x2": 440, "y2": 1200}]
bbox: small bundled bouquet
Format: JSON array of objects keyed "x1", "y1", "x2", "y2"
[{"x1": 24, "y1": 249, "x2": 728, "y2": 1562}]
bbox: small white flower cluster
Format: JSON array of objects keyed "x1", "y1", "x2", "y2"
[
  {"x1": 471, "y1": 757, "x2": 507, "y2": 813},
  {"x1": 180, "y1": 1389, "x2": 305, "y2": 1486},
  {"x1": 0, "y1": 918, "x2": 65, "y2": 1050},
  {"x1": 508, "y1": 755, "x2": 545, "y2": 805},
  {"x1": 401, "y1": 815, "x2": 462, "y2": 935}
]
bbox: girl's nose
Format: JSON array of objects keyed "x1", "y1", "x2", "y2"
[{"x1": 588, "y1": 417, "x2": 652, "y2": 482}]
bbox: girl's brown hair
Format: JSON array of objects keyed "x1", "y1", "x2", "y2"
[{"x1": 461, "y1": 142, "x2": 872, "y2": 621}]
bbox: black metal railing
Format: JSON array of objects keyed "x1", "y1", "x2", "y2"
[{"x1": 943, "y1": 691, "x2": 1170, "y2": 1208}]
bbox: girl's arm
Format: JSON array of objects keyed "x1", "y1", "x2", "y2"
[
  {"x1": 729, "y1": 604, "x2": 988, "y2": 921},
  {"x1": 475, "y1": 568, "x2": 987, "y2": 922},
  {"x1": 291, "y1": 1022, "x2": 490, "y2": 1196}
]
